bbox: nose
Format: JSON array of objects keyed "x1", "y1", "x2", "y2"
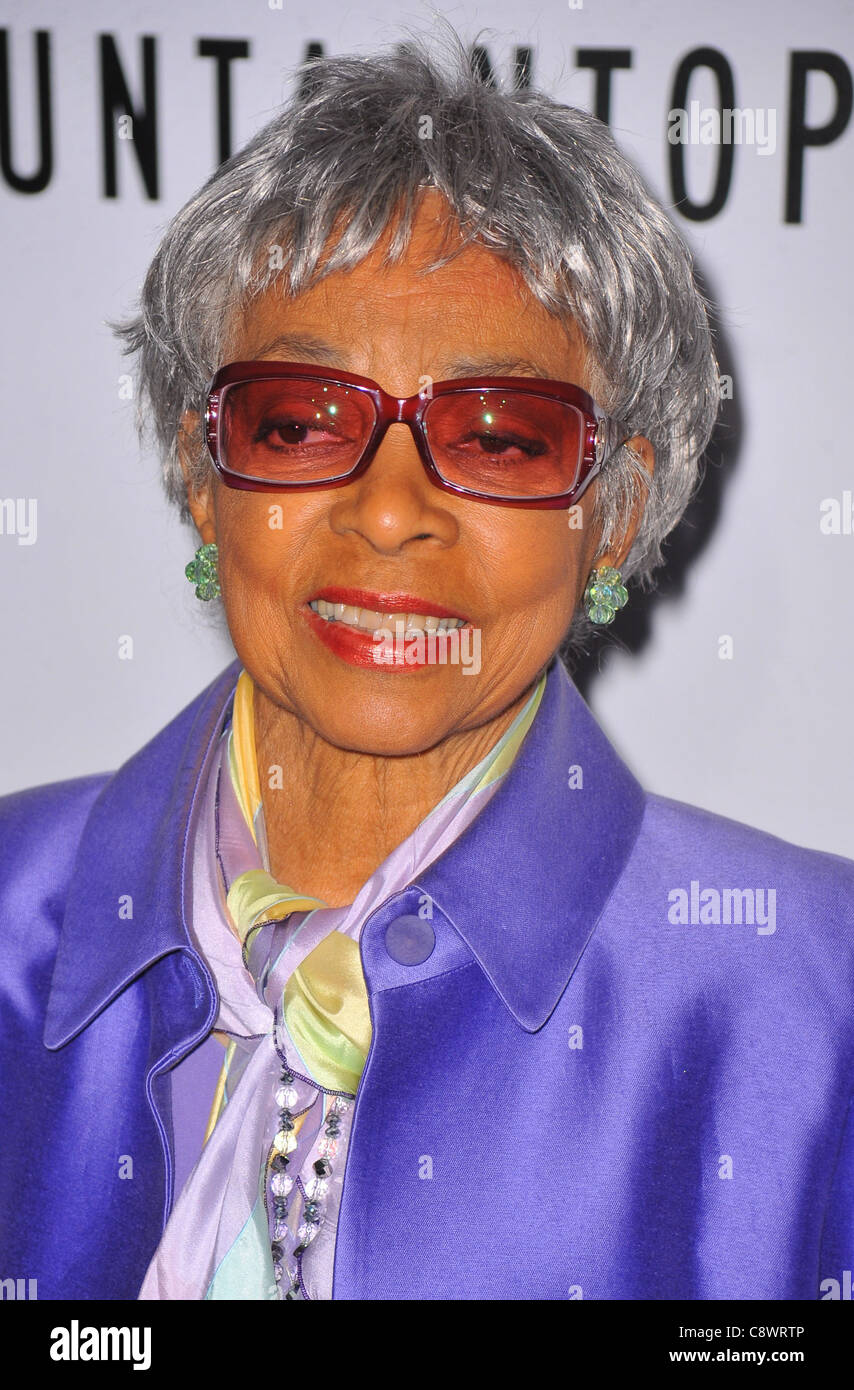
[{"x1": 327, "y1": 421, "x2": 459, "y2": 554}]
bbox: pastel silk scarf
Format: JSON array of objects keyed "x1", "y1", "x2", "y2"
[
  {"x1": 221, "y1": 678, "x2": 370, "y2": 1096},
  {"x1": 139, "y1": 668, "x2": 545, "y2": 1301}
]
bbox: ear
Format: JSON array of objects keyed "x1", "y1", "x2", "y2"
[
  {"x1": 178, "y1": 410, "x2": 217, "y2": 543},
  {"x1": 596, "y1": 433, "x2": 655, "y2": 571}
]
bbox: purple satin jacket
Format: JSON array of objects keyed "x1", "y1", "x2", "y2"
[{"x1": 0, "y1": 656, "x2": 852, "y2": 1300}]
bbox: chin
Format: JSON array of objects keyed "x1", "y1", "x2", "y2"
[{"x1": 303, "y1": 684, "x2": 466, "y2": 757}]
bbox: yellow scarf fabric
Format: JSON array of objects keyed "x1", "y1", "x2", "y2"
[{"x1": 225, "y1": 672, "x2": 366, "y2": 1095}]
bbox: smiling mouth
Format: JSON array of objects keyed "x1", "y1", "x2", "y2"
[{"x1": 307, "y1": 598, "x2": 466, "y2": 636}]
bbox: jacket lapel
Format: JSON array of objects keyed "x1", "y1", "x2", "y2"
[
  {"x1": 44, "y1": 658, "x2": 243, "y2": 1052},
  {"x1": 416, "y1": 656, "x2": 646, "y2": 1030}
]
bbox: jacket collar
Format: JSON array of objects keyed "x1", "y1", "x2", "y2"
[
  {"x1": 416, "y1": 657, "x2": 646, "y2": 1031},
  {"x1": 44, "y1": 655, "x2": 645, "y2": 1047},
  {"x1": 44, "y1": 659, "x2": 244, "y2": 1049}
]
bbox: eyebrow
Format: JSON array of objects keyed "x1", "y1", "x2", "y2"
[
  {"x1": 247, "y1": 332, "x2": 553, "y2": 380},
  {"x1": 250, "y1": 332, "x2": 345, "y2": 364}
]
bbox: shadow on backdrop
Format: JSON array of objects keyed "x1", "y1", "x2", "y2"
[{"x1": 569, "y1": 265, "x2": 742, "y2": 703}]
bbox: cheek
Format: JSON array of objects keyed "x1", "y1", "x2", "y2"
[
  {"x1": 485, "y1": 513, "x2": 591, "y2": 611},
  {"x1": 214, "y1": 494, "x2": 314, "y2": 597}
]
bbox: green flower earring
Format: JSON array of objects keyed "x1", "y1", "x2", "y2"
[
  {"x1": 185, "y1": 541, "x2": 220, "y2": 601},
  {"x1": 583, "y1": 564, "x2": 628, "y2": 624}
]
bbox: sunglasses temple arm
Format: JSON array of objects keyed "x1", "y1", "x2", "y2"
[{"x1": 594, "y1": 409, "x2": 634, "y2": 466}]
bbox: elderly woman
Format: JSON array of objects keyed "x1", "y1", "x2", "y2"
[{"x1": 0, "y1": 38, "x2": 851, "y2": 1304}]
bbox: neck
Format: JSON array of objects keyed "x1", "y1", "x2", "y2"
[{"x1": 252, "y1": 685, "x2": 535, "y2": 907}]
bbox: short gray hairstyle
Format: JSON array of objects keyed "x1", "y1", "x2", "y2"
[{"x1": 113, "y1": 28, "x2": 719, "y2": 647}]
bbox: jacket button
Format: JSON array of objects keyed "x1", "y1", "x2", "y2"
[{"x1": 384, "y1": 914, "x2": 436, "y2": 965}]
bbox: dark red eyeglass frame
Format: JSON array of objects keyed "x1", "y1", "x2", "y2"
[{"x1": 204, "y1": 360, "x2": 628, "y2": 509}]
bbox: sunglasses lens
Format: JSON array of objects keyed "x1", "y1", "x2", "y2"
[
  {"x1": 423, "y1": 390, "x2": 585, "y2": 499},
  {"x1": 218, "y1": 379, "x2": 375, "y2": 482}
]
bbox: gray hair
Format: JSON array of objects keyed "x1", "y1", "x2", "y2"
[{"x1": 113, "y1": 28, "x2": 719, "y2": 647}]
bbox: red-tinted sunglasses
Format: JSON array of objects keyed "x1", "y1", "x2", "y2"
[{"x1": 204, "y1": 361, "x2": 628, "y2": 509}]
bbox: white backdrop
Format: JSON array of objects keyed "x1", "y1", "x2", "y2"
[{"x1": 1, "y1": 0, "x2": 852, "y2": 860}]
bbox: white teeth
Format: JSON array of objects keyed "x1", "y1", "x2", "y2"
[{"x1": 309, "y1": 599, "x2": 465, "y2": 633}]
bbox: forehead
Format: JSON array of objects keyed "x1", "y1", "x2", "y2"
[{"x1": 228, "y1": 192, "x2": 587, "y2": 386}]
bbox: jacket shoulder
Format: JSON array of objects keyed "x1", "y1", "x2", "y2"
[
  {"x1": 641, "y1": 791, "x2": 854, "y2": 891},
  {"x1": 0, "y1": 657, "x2": 241, "y2": 929},
  {"x1": 628, "y1": 792, "x2": 854, "y2": 984},
  {"x1": 0, "y1": 772, "x2": 112, "y2": 883},
  {"x1": 0, "y1": 774, "x2": 113, "y2": 1020}
]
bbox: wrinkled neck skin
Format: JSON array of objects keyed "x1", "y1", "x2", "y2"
[{"x1": 252, "y1": 678, "x2": 534, "y2": 908}]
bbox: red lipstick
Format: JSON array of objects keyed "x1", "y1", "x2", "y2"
[{"x1": 301, "y1": 587, "x2": 471, "y2": 671}]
